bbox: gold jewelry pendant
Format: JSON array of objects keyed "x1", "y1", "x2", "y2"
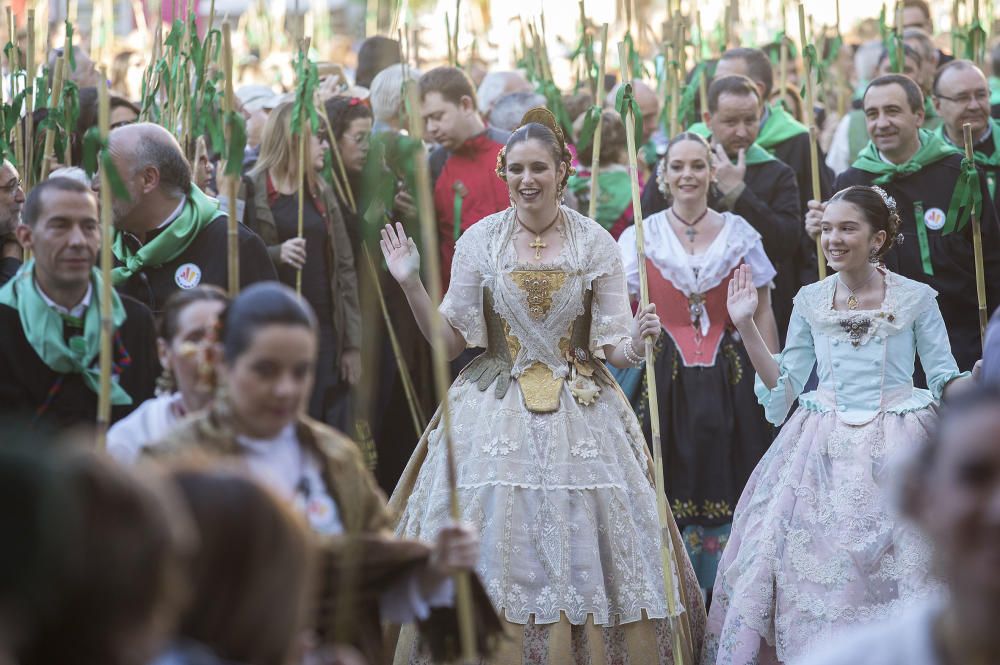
[{"x1": 847, "y1": 294, "x2": 859, "y2": 310}]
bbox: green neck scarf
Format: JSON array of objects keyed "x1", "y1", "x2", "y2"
[
  {"x1": 0, "y1": 262, "x2": 131, "y2": 405},
  {"x1": 853, "y1": 128, "x2": 981, "y2": 235},
  {"x1": 933, "y1": 119, "x2": 1000, "y2": 167},
  {"x1": 756, "y1": 104, "x2": 808, "y2": 153},
  {"x1": 923, "y1": 96, "x2": 938, "y2": 119},
  {"x1": 111, "y1": 185, "x2": 226, "y2": 285},
  {"x1": 567, "y1": 168, "x2": 632, "y2": 230}
]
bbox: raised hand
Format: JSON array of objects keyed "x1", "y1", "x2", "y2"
[
  {"x1": 712, "y1": 144, "x2": 746, "y2": 194},
  {"x1": 727, "y1": 264, "x2": 758, "y2": 328},
  {"x1": 379, "y1": 222, "x2": 421, "y2": 287}
]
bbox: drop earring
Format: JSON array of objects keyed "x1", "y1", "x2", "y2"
[{"x1": 869, "y1": 246, "x2": 879, "y2": 264}]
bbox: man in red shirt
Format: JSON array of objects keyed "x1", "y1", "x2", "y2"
[{"x1": 419, "y1": 67, "x2": 510, "y2": 288}]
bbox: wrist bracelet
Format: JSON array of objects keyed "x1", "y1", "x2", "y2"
[{"x1": 623, "y1": 337, "x2": 644, "y2": 366}]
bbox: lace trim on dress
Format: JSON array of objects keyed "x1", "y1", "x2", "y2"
[{"x1": 793, "y1": 271, "x2": 938, "y2": 347}]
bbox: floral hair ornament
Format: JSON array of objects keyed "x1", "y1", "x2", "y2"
[
  {"x1": 495, "y1": 146, "x2": 507, "y2": 181},
  {"x1": 871, "y1": 185, "x2": 897, "y2": 214},
  {"x1": 347, "y1": 97, "x2": 369, "y2": 108}
]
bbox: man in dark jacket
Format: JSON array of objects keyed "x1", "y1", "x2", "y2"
[
  {"x1": 102, "y1": 123, "x2": 276, "y2": 316},
  {"x1": 0, "y1": 178, "x2": 157, "y2": 430}
]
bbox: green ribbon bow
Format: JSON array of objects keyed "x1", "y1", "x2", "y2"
[
  {"x1": 291, "y1": 48, "x2": 320, "y2": 137},
  {"x1": 933, "y1": 120, "x2": 1000, "y2": 199},
  {"x1": 0, "y1": 262, "x2": 131, "y2": 405},
  {"x1": 614, "y1": 82, "x2": 643, "y2": 145}
]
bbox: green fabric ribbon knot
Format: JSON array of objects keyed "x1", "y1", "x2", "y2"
[
  {"x1": 614, "y1": 83, "x2": 643, "y2": 145},
  {"x1": 291, "y1": 49, "x2": 320, "y2": 137},
  {"x1": 0, "y1": 262, "x2": 131, "y2": 405},
  {"x1": 110, "y1": 185, "x2": 225, "y2": 285}
]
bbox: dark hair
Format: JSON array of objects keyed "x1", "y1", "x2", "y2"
[
  {"x1": 707, "y1": 74, "x2": 761, "y2": 113},
  {"x1": 720, "y1": 47, "x2": 774, "y2": 99},
  {"x1": 22, "y1": 177, "x2": 95, "y2": 227},
  {"x1": 876, "y1": 43, "x2": 923, "y2": 72},
  {"x1": 109, "y1": 95, "x2": 141, "y2": 118},
  {"x1": 573, "y1": 110, "x2": 626, "y2": 167},
  {"x1": 219, "y1": 282, "x2": 317, "y2": 364},
  {"x1": 169, "y1": 468, "x2": 312, "y2": 665},
  {"x1": 323, "y1": 96, "x2": 374, "y2": 142},
  {"x1": 137, "y1": 130, "x2": 193, "y2": 197},
  {"x1": 865, "y1": 73, "x2": 925, "y2": 113},
  {"x1": 354, "y1": 36, "x2": 401, "y2": 89},
  {"x1": 19, "y1": 451, "x2": 191, "y2": 665},
  {"x1": 828, "y1": 185, "x2": 903, "y2": 258},
  {"x1": 418, "y1": 66, "x2": 478, "y2": 107},
  {"x1": 159, "y1": 285, "x2": 229, "y2": 342},
  {"x1": 497, "y1": 122, "x2": 573, "y2": 191},
  {"x1": 932, "y1": 59, "x2": 983, "y2": 96}
]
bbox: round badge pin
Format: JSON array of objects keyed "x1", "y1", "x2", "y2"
[
  {"x1": 923, "y1": 207, "x2": 946, "y2": 231},
  {"x1": 174, "y1": 263, "x2": 202, "y2": 289}
]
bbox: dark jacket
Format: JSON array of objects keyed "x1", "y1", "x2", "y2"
[
  {"x1": 0, "y1": 294, "x2": 158, "y2": 431},
  {"x1": 239, "y1": 171, "x2": 362, "y2": 359}
]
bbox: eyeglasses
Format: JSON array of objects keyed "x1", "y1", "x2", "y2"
[
  {"x1": 935, "y1": 90, "x2": 990, "y2": 105},
  {"x1": 0, "y1": 178, "x2": 22, "y2": 194},
  {"x1": 345, "y1": 132, "x2": 370, "y2": 147}
]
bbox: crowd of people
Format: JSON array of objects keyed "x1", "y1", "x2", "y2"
[{"x1": 2, "y1": 1, "x2": 1000, "y2": 663}]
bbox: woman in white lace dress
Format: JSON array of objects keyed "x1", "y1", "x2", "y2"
[
  {"x1": 707, "y1": 185, "x2": 976, "y2": 664},
  {"x1": 381, "y1": 109, "x2": 705, "y2": 663}
]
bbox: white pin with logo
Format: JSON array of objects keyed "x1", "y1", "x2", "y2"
[
  {"x1": 923, "y1": 208, "x2": 946, "y2": 231},
  {"x1": 174, "y1": 263, "x2": 202, "y2": 289}
]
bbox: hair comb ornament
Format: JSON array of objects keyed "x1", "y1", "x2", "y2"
[
  {"x1": 871, "y1": 185, "x2": 897, "y2": 214},
  {"x1": 495, "y1": 146, "x2": 507, "y2": 180}
]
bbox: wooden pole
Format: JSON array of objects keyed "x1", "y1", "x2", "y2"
[
  {"x1": 25, "y1": 10, "x2": 34, "y2": 190},
  {"x1": 894, "y1": 2, "x2": 904, "y2": 73},
  {"x1": 39, "y1": 57, "x2": 65, "y2": 180},
  {"x1": 779, "y1": 4, "x2": 788, "y2": 108},
  {"x1": 588, "y1": 23, "x2": 609, "y2": 221},
  {"x1": 404, "y1": 79, "x2": 478, "y2": 663},
  {"x1": 798, "y1": 4, "x2": 826, "y2": 281},
  {"x1": 963, "y1": 122, "x2": 988, "y2": 344},
  {"x1": 96, "y1": 67, "x2": 113, "y2": 447},
  {"x1": 222, "y1": 23, "x2": 239, "y2": 297},
  {"x1": 971, "y1": 0, "x2": 982, "y2": 68},
  {"x1": 362, "y1": 247, "x2": 426, "y2": 437},
  {"x1": 8, "y1": 8, "x2": 23, "y2": 176},
  {"x1": 618, "y1": 40, "x2": 693, "y2": 665},
  {"x1": 295, "y1": 37, "x2": 311, "y2": 296}
]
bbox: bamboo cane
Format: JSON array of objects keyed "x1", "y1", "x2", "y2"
[
  {"x1": 222, "y1": 23, "x2": 239, "y2": 297},
  {"x1": 96, "y1": 67, "x2": 113, "y2": 447},
  {"x1": 453, "y1": 0, "x2": 461, "y2": 67},
  {"x1": 798, "y1": 5, "x2": 826, "y2": 281},
  {"x1": 295, "y1": 37, "x2": 311, "y2": 296},
  {"x1": 363, "y1": 246, "x2": 426, "y2": 436},
  {"x1": 894, "y1": 2, "x2": 904, "y2": 73},
  {"x1": 8, "y1": 9, "x2": 23, "y2": 175},
  {"x1": 963, "y1": 123, "x2": 988, "y2": 344},
  {"x1": 405, "y1": 79, "x2": 478, "y2": 664},
  {"x1": 618, "y1": 40, "x2": 693, "y2": 665},
  {"x1": 25, "y1": 10, "x2": 34, "y2": 190},
  {"x1": 39, "y1": 57, "x2": 64, "y2": 180},
  {"x1": 588, "y1": 23, "x2": 609, "y2": 222},
  {"x1": 971, "y1": 0, "x2": 982, "y2": 68},
  {"x1": 316, "y1": 100, "x2": 356, "y2": 213}
]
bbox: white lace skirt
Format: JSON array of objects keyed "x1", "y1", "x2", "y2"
[
  {"x1": 702, "y1": 406, "x2": 939, "y2": 665},
  {"x1": 393, "y1": 371, "x2": 675, "y2": 625}
]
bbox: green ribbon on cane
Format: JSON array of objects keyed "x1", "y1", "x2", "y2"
[
  {"x1": 614, "y1": 82, "x2": 643, "y2": 146},
  {"x1": 81, "y1": 128, "x2": 131, "y2": 201}
]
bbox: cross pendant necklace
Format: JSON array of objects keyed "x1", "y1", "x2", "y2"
[
  {"x1": 516, "y1": 208, "x2": 562, "y2": 261},
  {"x1": 670, "y1": 207, "x2": 709, "y2": 246}
]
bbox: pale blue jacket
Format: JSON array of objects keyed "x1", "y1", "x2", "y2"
[{"x1": 756, "y1": 272, "x2": 967, "y2": 426}]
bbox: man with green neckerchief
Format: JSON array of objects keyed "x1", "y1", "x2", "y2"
[
  {"x1": 808, "y1": 74, "x2": 1000, "y2": 373},
  {"x1": 641, "y1": 75, "x2": 803, "y2": 339},
  {"x1": 932, "y1": 60, "x2": 1000, "y2": 211},
  {"x1": 0, "y1": 178, "x2": 157, "y2": 430},
  {"x1": 104, "y1": 123, "x2": 276, "y2": 317}
]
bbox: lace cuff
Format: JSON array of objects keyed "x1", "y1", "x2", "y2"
[{"x1": 754, "y1": 353, "x2": 798, "y2": 426}]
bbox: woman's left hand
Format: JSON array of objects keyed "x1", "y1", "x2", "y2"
[
  {"x1": 631, "y1": 303, "x2": 660, "y2": 345},
  {"x1": 340, "y1": 348, "x2": 362, "y2": 386}
]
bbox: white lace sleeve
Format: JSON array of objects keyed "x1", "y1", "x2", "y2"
[
  {"x1": 439, "y1": 230, "x2": 487, "y2": 348},
  {"x1": 588, "y1": 229, "x2": 634, "y2": 355}
]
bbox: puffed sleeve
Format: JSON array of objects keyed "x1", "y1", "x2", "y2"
[
  {"x1": 914, "y1": 297, "x2": 969, "y2": 399},
  {"x1": 439, "y1": 229, "x2": 487, "y2": 348},
  {"x1": 746, "y1": 238, "x2": 778, "y2": 288},
  {"x1": 617, "y1": 224, "x2": 641, "y2": 298},
  {"x1": 591, "y1": 232, "x2": 634, "y2": 355},
  {"x1": 754, "y1": 303, "x2": 816, "y2": 425}
]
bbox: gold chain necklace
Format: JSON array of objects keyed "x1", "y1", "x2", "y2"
[
  {"x1": 516, "y1": 208, "x2": 562, "y2": 260},
  {"x1": 837, "y1": 268, "x2": 878, "y2": 310}
]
